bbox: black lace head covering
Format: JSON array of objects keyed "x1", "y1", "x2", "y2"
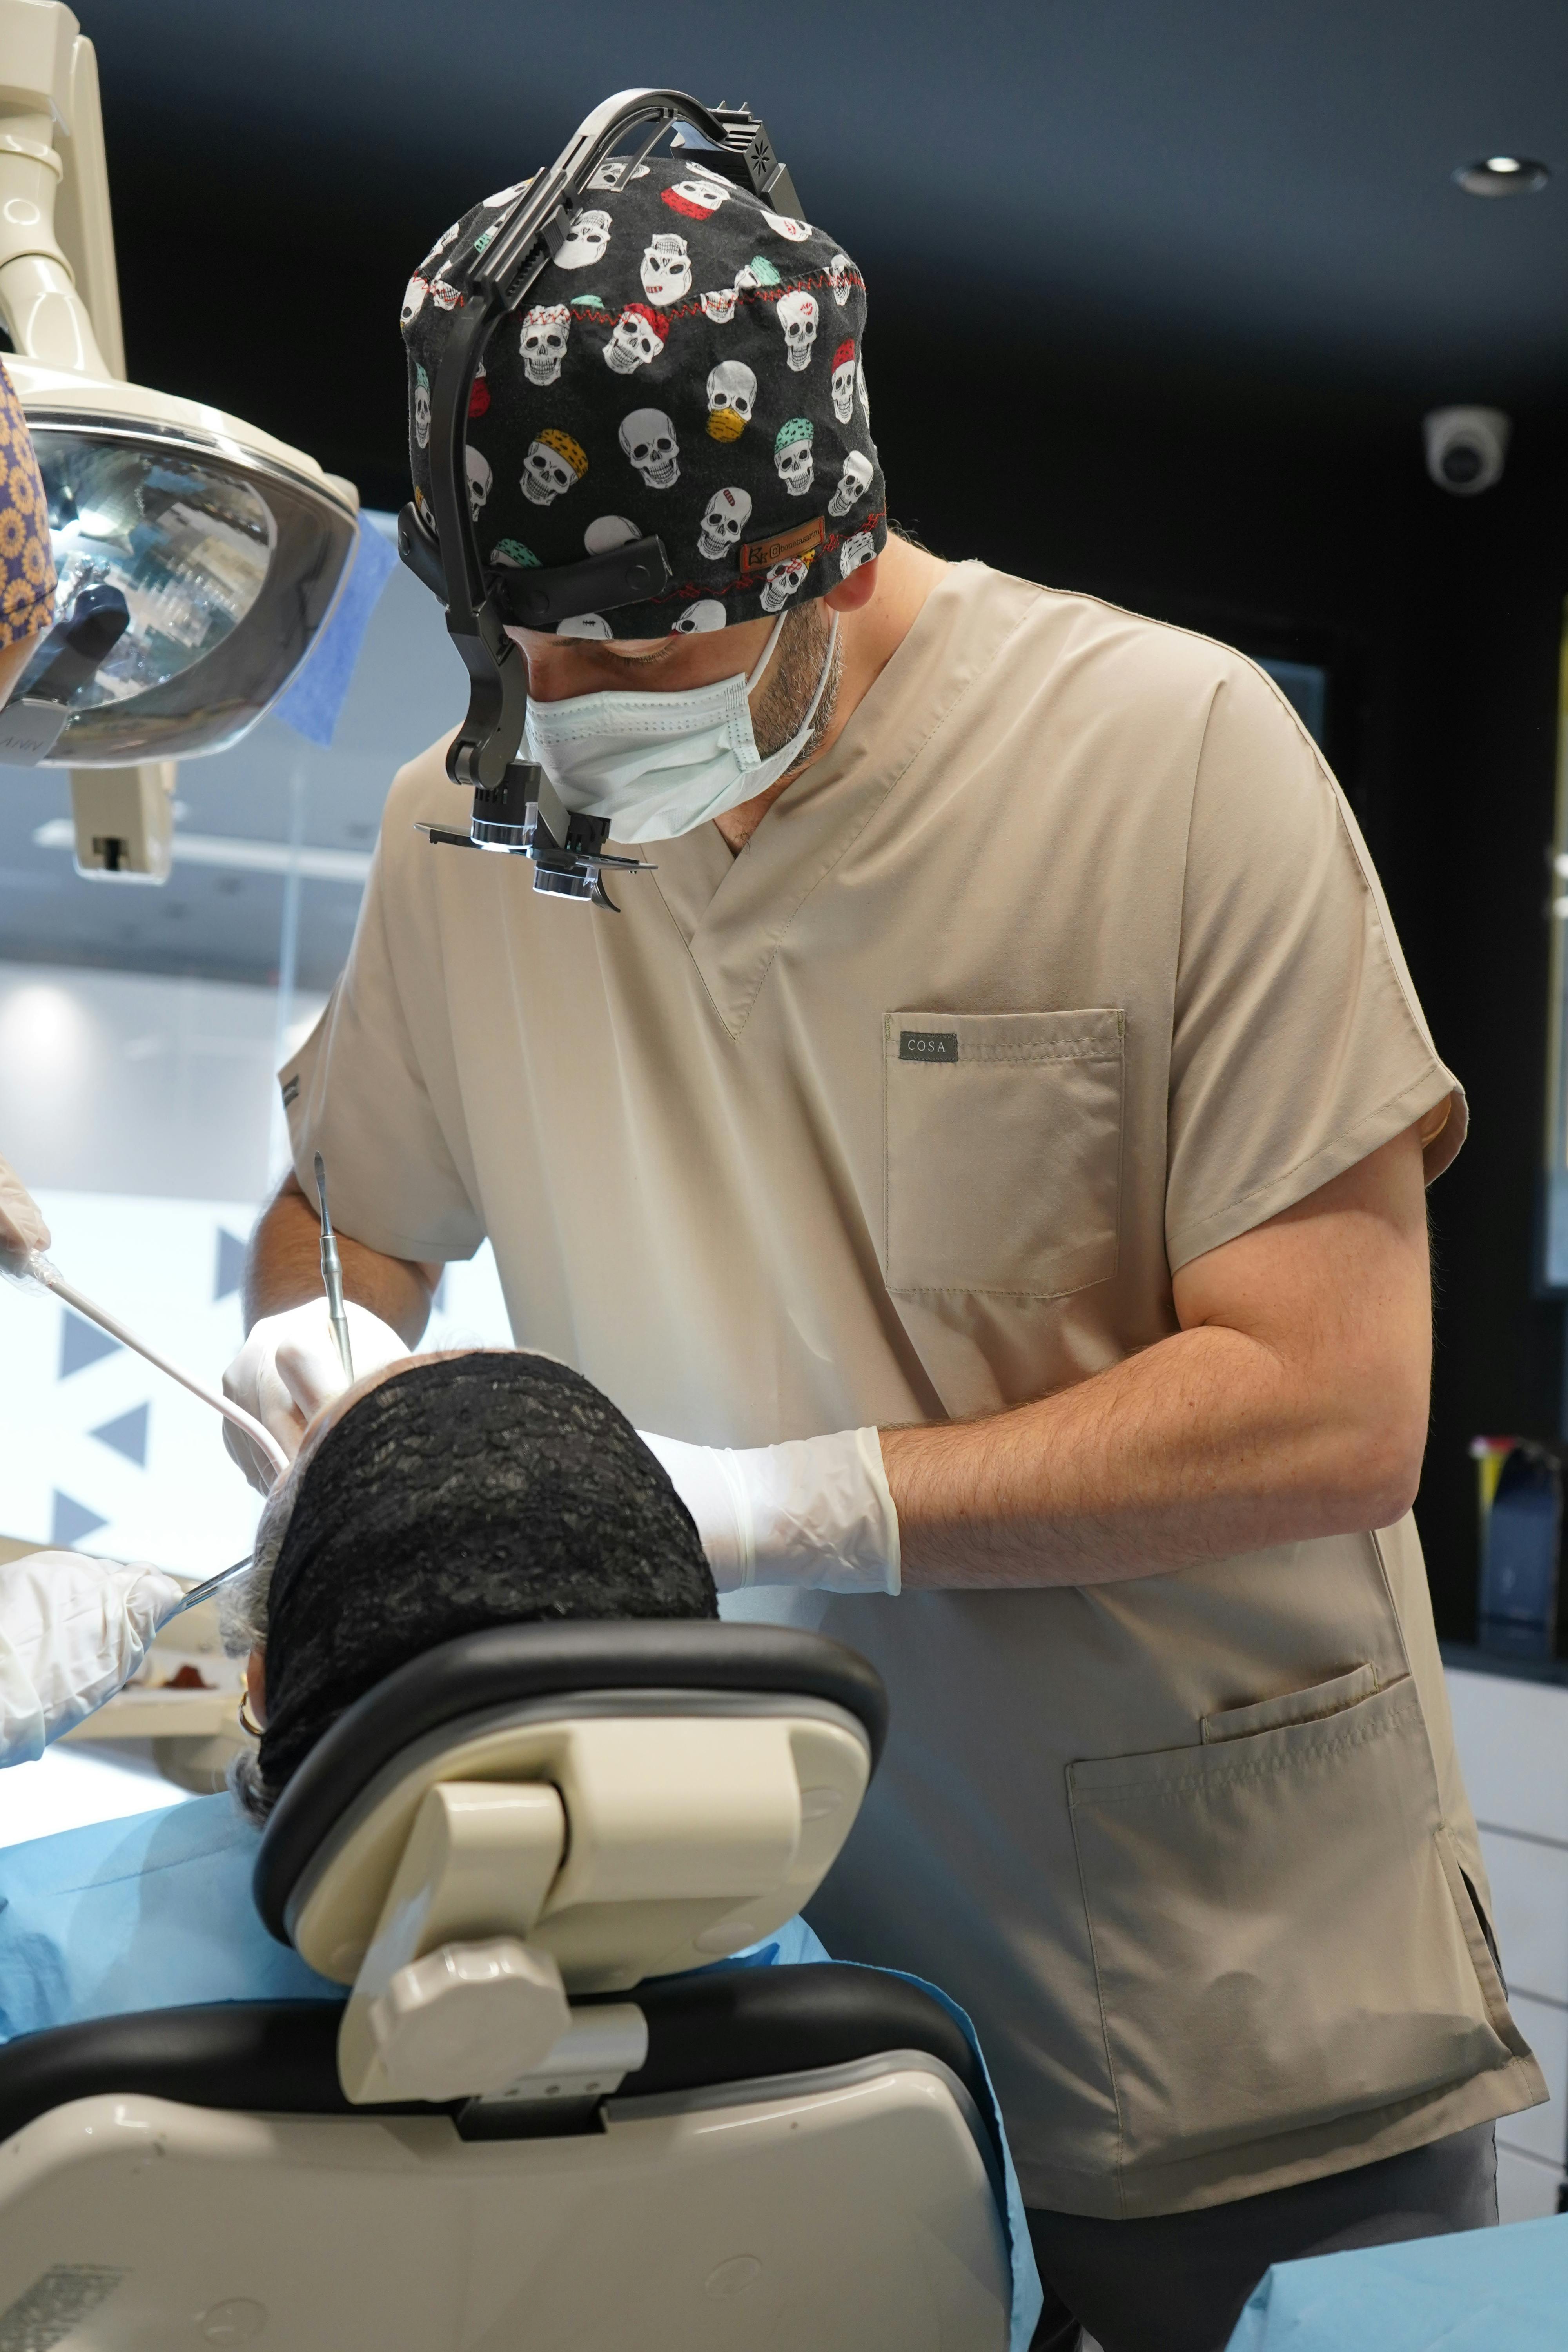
[{"x1": 255, "y1": 1352, "x2": 714, "y2": 1807}]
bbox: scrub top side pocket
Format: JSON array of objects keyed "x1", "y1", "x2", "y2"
[
  {"x1": 883, "y1": 1008, "x2": 1124, "y2": 1297},
  {"x1": 1066, "y1": 1673, "x2": 1534, "y2": 2204}
]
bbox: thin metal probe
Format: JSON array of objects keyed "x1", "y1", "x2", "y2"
[
  {"x1": 158, "y1": 1555, "x2": 253, "y2": 1624},
  {"x1": 315, "y1": 1152, "x2": 354, "y2": 1386}
]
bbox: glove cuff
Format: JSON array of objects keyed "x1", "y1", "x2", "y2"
[
  {"x1": 739, "y1": 1426, "x2": 901, "y2": 1597},
  {"x1": 0, "y1": 1629, "x2": 45, "y2": 1767},
  {"x1": 640, "y1": 1426, "x2": 901, "y2": 1597}
]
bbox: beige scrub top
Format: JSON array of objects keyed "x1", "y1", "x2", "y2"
[{"x1": 284, "y1": 561, "x2": 1545, "y2": 2220}]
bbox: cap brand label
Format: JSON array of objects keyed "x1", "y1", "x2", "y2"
[
  {"x1": 280, "y1": 1074, "x2": 300, "y2": 1107},
  {"x1": 899, "y1": 1029, "x2": 958, "y2": 1063},
  {"x1": 738, "y1": 514, "x2": 826, "y2": 577}
]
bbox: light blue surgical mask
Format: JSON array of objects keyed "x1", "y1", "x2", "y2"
[{"x1": 523, "y1": 609, "x2": 840, "y2": 844}]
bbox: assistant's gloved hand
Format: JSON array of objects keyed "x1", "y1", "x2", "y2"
[
  {"x1": 0, "y1": 1148, "x2": 49, "y2": 1271},
  {"x1": 222, "y1": 1300, "x2": 410, "y2": 1491},
  {"x1": 0, "y1": 1550, "x2": 184, "y2": 1764},
  {"x1": 637, "y1": 1426, "x2": 900, "y2": 1597}
]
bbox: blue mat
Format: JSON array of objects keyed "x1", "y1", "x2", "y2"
[{"x1": 1226, "y1": 2212, "x2": 1568, "y2": 2348}]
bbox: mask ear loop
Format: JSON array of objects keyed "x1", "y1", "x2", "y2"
[
  {"x1": 744, "y1": 607, "x2": 841, "y2": 723},
  {"x1": 797, "y1": 613, "x2": 841, "y2": 735},
  {"x1": 732, "y1": 610, "x2": 841, "y2": 797},
  {"x1": 744, "y1": 608, "x2": 791, "y2": 696}
]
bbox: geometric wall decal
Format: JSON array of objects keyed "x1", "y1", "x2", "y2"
[
  {"x1": 58, "y1": 1308, "x2": 122, "y2": 1380},
  {"x1": 51, "y1": 1490, "x2": 109, "y2": 1548},
  {"x1": 214, "y1": 1227, "x2": 248, "y2": 1303},
  {"x1": 90, "y1": 1402, "x2": 149, "y2": 1466},
  {"x1": 3, "y1": 1187, "x2": 506, "y2": 1576}
]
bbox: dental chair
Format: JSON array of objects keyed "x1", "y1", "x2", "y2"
[{"x1": 0, "y1": 1623, "x2": 1020, "y2": 2350}]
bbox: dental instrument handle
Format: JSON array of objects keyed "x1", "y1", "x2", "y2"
[
  {"x1": 314, "y1": 1153, "x2": 354, "y2": 1386},
  {"x1": 34, "y1": 1264, "x2": 289, "y2": 1482}
]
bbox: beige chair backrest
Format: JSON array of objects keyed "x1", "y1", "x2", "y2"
[{"x1": 287, "y1": 1691, "x2": 871, "y2": 2106}]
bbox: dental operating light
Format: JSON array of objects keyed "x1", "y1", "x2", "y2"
[
  {"x1": 402, "y1": 89, "x2": 801, "y2": 907},
  {"x1": 0, "y1": 1, "x2": 358, "y2": 812}
]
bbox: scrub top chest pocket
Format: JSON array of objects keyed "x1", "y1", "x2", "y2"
[{"x1": 883, "y1": 1009, "x2": 1125, "y2": 1296}]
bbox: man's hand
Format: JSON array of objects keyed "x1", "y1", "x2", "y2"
[
  {"x1": 221, "y1": 1172, "x2": 440, "y2": 1488},
  {"x1": 223, "y1": 1299, "x2": 412, "y2": 1490},
  {"x1": 639, "y1": 1426, "x2": 900, "y2": 1595},
  {"x1": 0, "y1": 1551, "x2": 185, "y2": 1764},
  {"x1": 880, "y1": 1122, "x2": 1432, "y2": 1589}
]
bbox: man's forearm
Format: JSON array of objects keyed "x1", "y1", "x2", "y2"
[
  {"x1": 243, "y1": 1173, "x2": 438, "y2": 1345},
  {"x1": 881, "y1": 1321, "x2": 1415, "y2": 1590},
  {"x1": 881, "y1": 1125, "x2": 1433, "y2": 1592}
]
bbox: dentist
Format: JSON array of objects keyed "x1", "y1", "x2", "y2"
[{"x1": 226, "y1": 151, "x2": 1538, "y2": 2352}]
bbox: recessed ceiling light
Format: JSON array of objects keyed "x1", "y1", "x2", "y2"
[{"x1": 1454, "y1": 156, "x2": 1550, "y2": 196}]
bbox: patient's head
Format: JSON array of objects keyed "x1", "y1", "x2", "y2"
[{"x1": 223, "y1": 1350, "x2": 715, "y2": 1820}]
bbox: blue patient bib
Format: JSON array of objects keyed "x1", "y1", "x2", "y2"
[{"x1": 0, "y1": 1795, "x2": 338, "y2": 2040}]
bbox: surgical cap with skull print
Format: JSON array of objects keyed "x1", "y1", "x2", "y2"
[{"x1": 401, "y1": 156, "x2": 886, "y2": 637}]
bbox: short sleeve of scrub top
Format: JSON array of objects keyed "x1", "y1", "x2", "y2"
[{"x1": 1162, "y1": 653, "x2": 1464, "y2": 1274}]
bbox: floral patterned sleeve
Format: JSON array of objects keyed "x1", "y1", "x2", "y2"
[{"x1": 0, "y1": 359, "x2": 55, "y2": 650}]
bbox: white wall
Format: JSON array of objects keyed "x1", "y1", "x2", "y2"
[
  {"x1": 0, "y1": 960, "x2": 314, "y2": 1202},
  {"x1": 1446, "y1": 1666, "x2": 1568, "y2": 2223}
]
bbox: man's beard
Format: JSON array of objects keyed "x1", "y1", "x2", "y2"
[{"x1": 749, "y1": 601, "x2": 841, "y2": 783}]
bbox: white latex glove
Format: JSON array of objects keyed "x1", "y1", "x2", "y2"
[
  {"x1": 0, "y1": 1550, "x2": 184, "y2": 1764},
  {"x1": 0, "y1": 1148, "x2": 49, "y2": 1271},
  {"x1": 222, "y1": 1299, "x2": 410, "y2": 1491},
  {"x1": 638, "y1": 1427, "x2": 900, "y2": 1597}
]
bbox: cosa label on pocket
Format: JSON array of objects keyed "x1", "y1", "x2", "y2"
[{"x1": 898, "y1": 1030, "x2": 958, "y2": 1063}]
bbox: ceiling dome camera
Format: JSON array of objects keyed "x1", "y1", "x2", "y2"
[{"x1": 1422, "y1": 407, "x2": 1512, "y2": 496}]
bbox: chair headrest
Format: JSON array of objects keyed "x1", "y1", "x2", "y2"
[{"x1": 254, "y1": 1621, "x2": 887, "y2": 1945}]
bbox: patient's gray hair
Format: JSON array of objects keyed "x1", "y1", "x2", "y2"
[
  {"x1": 218, "y1": 1468, "x2": 299, "y2": 1820},
  {"x1": 218, "y1": 1471, "x2": 295, "y2": 1661}
]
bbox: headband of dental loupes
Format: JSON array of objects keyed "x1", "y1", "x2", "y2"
[{"x1": 396, "y1": 91, "x2": 884, "y2": 907}]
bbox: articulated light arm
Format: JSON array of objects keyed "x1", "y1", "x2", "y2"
[{"x1": 0, "y1": 1, "x2": 117, "y2": 377}]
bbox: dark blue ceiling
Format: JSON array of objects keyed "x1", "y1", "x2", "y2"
[{"x1": 79, "y1": 0, "x2": 1568, "y2": 396}]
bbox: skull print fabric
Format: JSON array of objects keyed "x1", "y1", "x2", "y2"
[{"x1": 402, "y1": 157, "x2": 885, "y2": 635}]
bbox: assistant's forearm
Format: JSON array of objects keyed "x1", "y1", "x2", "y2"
[
  {"x1": 242, "y1": 1174, "x2": 437, "y2": 1345},
  {"x1": 880, "y1": 1320, "x2": 1420, "y2": 1591}
]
